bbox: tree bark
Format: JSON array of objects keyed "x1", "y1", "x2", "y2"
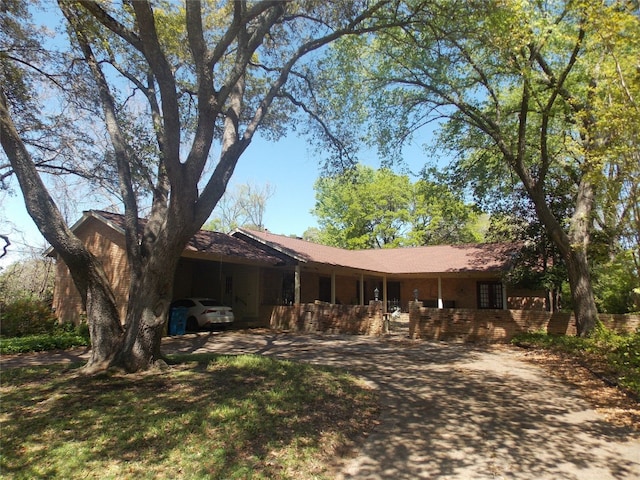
[
  {"x1": 565, "y1": 248, "x2": 598, "y2": 335},
  {"x1": 115, "y1": 244, "x2": 181, "y2": 372},
  {"x1": 527, "y1": 178, "x2": 598, "y2": 336},
  {"x1": 0, "y1": 89, "x2": 124, "y2": 369},
  {"x1": 77, "y1": 256, "x2": 124, "y2": 372}
]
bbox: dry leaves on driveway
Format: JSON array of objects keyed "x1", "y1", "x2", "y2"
[{"x1": 514, "y1": 347, "x2": 640, "y2": 431}]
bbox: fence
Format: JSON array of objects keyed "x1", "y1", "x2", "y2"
[
  {"x1": 261, "y1": 300, "x2": 638, "y2": 342},
  {"x1": 267, "y1": 301, "x2": 384, "y2": 336},
  {"x1": 408, "y1": 301, "x2": 639, "y2": 343}
]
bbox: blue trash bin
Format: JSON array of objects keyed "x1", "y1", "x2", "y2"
[{"x1": 169, "y1": 306, "x2": 188, "y2": 336}]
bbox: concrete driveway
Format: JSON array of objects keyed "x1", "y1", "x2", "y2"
[{"x1": 2, "y1": 330, "x2": 639, "y2": 479}]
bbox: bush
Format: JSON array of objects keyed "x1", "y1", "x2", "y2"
[
  {"x1": 0, "y1": 299, "x2": 58, "y2": 337},
  {"x1": 591, "y1": 250, "x2": 639, "y2": 314},
  {"x1": 0, "y1": 322, "x2": 91, "y2": 355},
  {"x1": 609, "y1": 330, "x2": 640, "y2": 394},
  {"x1": 0, "y1": 298, "x2": 91, "y2": 354}
]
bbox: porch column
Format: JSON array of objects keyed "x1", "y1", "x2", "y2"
[
  {"x1": 502, "y1": 282, "x2": 508, "y2": 310},
  {"x1": 294, "y1": 265, "x2": 301, "y2": 305},
  {"x1": 359, "y1": 274, "x2": 364, "y2": 306},
  {"x1": 383, "y1": 275, "x2": 388, "y2": 313},
  {"x1": 331, "y1": 270, "x2": 336, "y2": 304},
  {"x1": 437, "y1": 276, "x2": 443, "y2": 309}
]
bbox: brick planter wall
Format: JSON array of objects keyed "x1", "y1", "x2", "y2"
[
  {"x1": 268, "y1": 301, "x2": 384, "y2": 336},
  {"x1": 408, "y1": 301, "x2": 640, "y2": 343}
]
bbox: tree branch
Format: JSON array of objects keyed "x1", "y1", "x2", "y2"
[
  {"x1": 76, "y1": 0, "x2": 144, "y2": 51},
  {"x1": 60, "y1": 2, "x2": 142, "y2": 271},
  {"x1": 130, "y1": 1, "x2": 182, "y2": 174},
  {"x1": 0, "y1": 234, "x2": 9, "y2": 259}
]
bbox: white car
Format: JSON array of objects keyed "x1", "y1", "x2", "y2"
[{"x1": 171, "y1": 298, "x2": 234, "y2": 331}]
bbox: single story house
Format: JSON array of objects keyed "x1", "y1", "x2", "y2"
[{"x1": 51, "y1": 210, "x2": 548, "y2": 328}]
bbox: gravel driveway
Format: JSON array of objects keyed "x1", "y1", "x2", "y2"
[{"x1": 2, "y1": 329, "x2": 639, "y2": 479}]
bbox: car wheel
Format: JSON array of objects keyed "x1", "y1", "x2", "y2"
[{"x1": 186, "y1": 317, "x2": 199, "y2": 332}]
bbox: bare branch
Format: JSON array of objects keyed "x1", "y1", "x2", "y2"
[{"x1": 0, "y1": 234, "x2": 9, "y2": 259}]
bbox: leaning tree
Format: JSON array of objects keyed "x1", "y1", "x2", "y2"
[
  {"x1": 319, "y1": 0, "x2": 640, "y2": 335},
  {"x1": 0, "y1": 0, "x2": 406, "y2": 372}
]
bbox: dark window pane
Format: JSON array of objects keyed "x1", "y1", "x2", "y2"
[
  {"x1": 200, "y1": 299, "x2": 222, "y2": 306},
  {"x1": 477, "y1": 282, "x2": 503, "y2": 309}
]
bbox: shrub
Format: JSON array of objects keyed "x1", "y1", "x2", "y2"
[
  {"x1": 0, "y1": 328, "x2": 90, "y2": 355},
  {"x1": 0, "y1": 299, "x2": 58, "y2": 337},
  {"x1": 609, "y1": 331, "x2": 640, "y2": 394}
]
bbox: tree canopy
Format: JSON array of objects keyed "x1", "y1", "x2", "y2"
[
  {"x1": 313, "y1": 164, "x2": 480, "y2": 249},
  {"x1": 318, "y1": 0, "x2": 640, "y2": 333}
]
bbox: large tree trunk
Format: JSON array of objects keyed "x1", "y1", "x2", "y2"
[
  {"x1": 564, "y1": 177, "x2": 599, "y2": 336},
  {"x1": 113, "y1": 226, "x2": 185, "y2": 372},
  {"x1": 545, "y1": 234, "x2": 599, "y2": 336},
  {"x1": 115, "y1": 284, "x2": 172, "y2": 373},
  {"x1": 1, "y1": 90, "x2": 124, "y2": 368},
  {"x1": 80, "y1": 261, "x2": 124, "y2": 372},
  {"x1": 529, "y1": 179, "x2": 599, "y2": 336},
  {"x1": 545, "y1": 233, "x2": 598, "y2": 336},
  {"x1": 565, "y1": 248, "x2": 598, "y2": 336}
]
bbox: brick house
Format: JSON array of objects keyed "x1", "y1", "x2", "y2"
[{"x1": 51, "y1": 210, "x2": 548, "y2": 328}]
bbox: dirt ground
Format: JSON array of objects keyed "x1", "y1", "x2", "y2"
[{"x1": 2, "y1": 329, "x2": 639, "y2": 479}]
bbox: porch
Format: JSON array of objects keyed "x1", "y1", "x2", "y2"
[{"x1": 259, "y1": 301, "x2": 640, "y2": 343}]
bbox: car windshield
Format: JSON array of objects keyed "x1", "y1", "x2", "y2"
[{"x1": 199, "y1": 299, "x2": 224, "y2": 307}]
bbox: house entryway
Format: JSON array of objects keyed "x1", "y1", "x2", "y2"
[{"x1": 384, "y1": 310, "x2": 410, "y2": 337}]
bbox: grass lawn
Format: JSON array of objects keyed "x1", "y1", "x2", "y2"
[{"x1": 0, "y1": 353, "x2": 379, "y2": 479}]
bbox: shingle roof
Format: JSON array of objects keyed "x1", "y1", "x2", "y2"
[
  {"x1": 83, "y1": 211, "x2": 287, "y2": 266},
  {"x1": 72, "y1": 211, "x2": 518, "y2": 274},
  {"x1": 234, "y1": 228, "x2": 518, "y2": 274}
]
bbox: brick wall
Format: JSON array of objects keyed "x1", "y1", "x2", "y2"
[
  {"x1": 408, "y1": 302, "x2": 640, "y2": 343},
  {"x1": 52, "y1": 216, "x2": 131, "y2": 325},
  {"x1": 52, "y1": 258, "x2": 85, "y2": 324},
  {"x1": 268, "y1": 301, "x2": 384, "y2": 335}
]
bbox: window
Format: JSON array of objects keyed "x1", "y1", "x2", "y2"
[
  {"x1": 225, "y1": 276, "x2": 233, "y2": 295},
  {"x1": 477, "y1": 282, "x2": 503, "y2": 309},
  {"x1": 171, "y1": 299, "x2": 195, "y2": 308}
]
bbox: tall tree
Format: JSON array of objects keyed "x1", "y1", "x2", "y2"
[
  {"x1": 408, "y1": 169, "x2": 481, "y2": 246},
  {"x1": 326, "y1": 0, "x2": 640, "y2": 335},
  {"x1": 314, "y1": 165, "x2": 412, "y2": 249},
  {"x1": 1, "y1": 0, "x2": 406, "y2": 372}
]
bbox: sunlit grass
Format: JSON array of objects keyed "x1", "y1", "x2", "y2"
[{"x1": 0, "y1": 354, "x2": 379, "y2": 480}]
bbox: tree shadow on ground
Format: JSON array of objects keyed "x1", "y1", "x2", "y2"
[
  {"x1": 232, "y1": 335, "x2": 640, "y2": 480},
  {"x1": 0, "y1": 353, "x2": 377, "y2": 479}
]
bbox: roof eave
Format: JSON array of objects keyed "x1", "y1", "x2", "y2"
[
  {"x1": 232, "y1": 228, "x2": 308, "y2": 264},
  {"x1": 44, "y1": 210, "x2": 122, "y2": 257}
]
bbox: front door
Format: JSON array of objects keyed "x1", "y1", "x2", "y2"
[{"x1": 232, "y1": 265, "x2": 260, "y2": 321}]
